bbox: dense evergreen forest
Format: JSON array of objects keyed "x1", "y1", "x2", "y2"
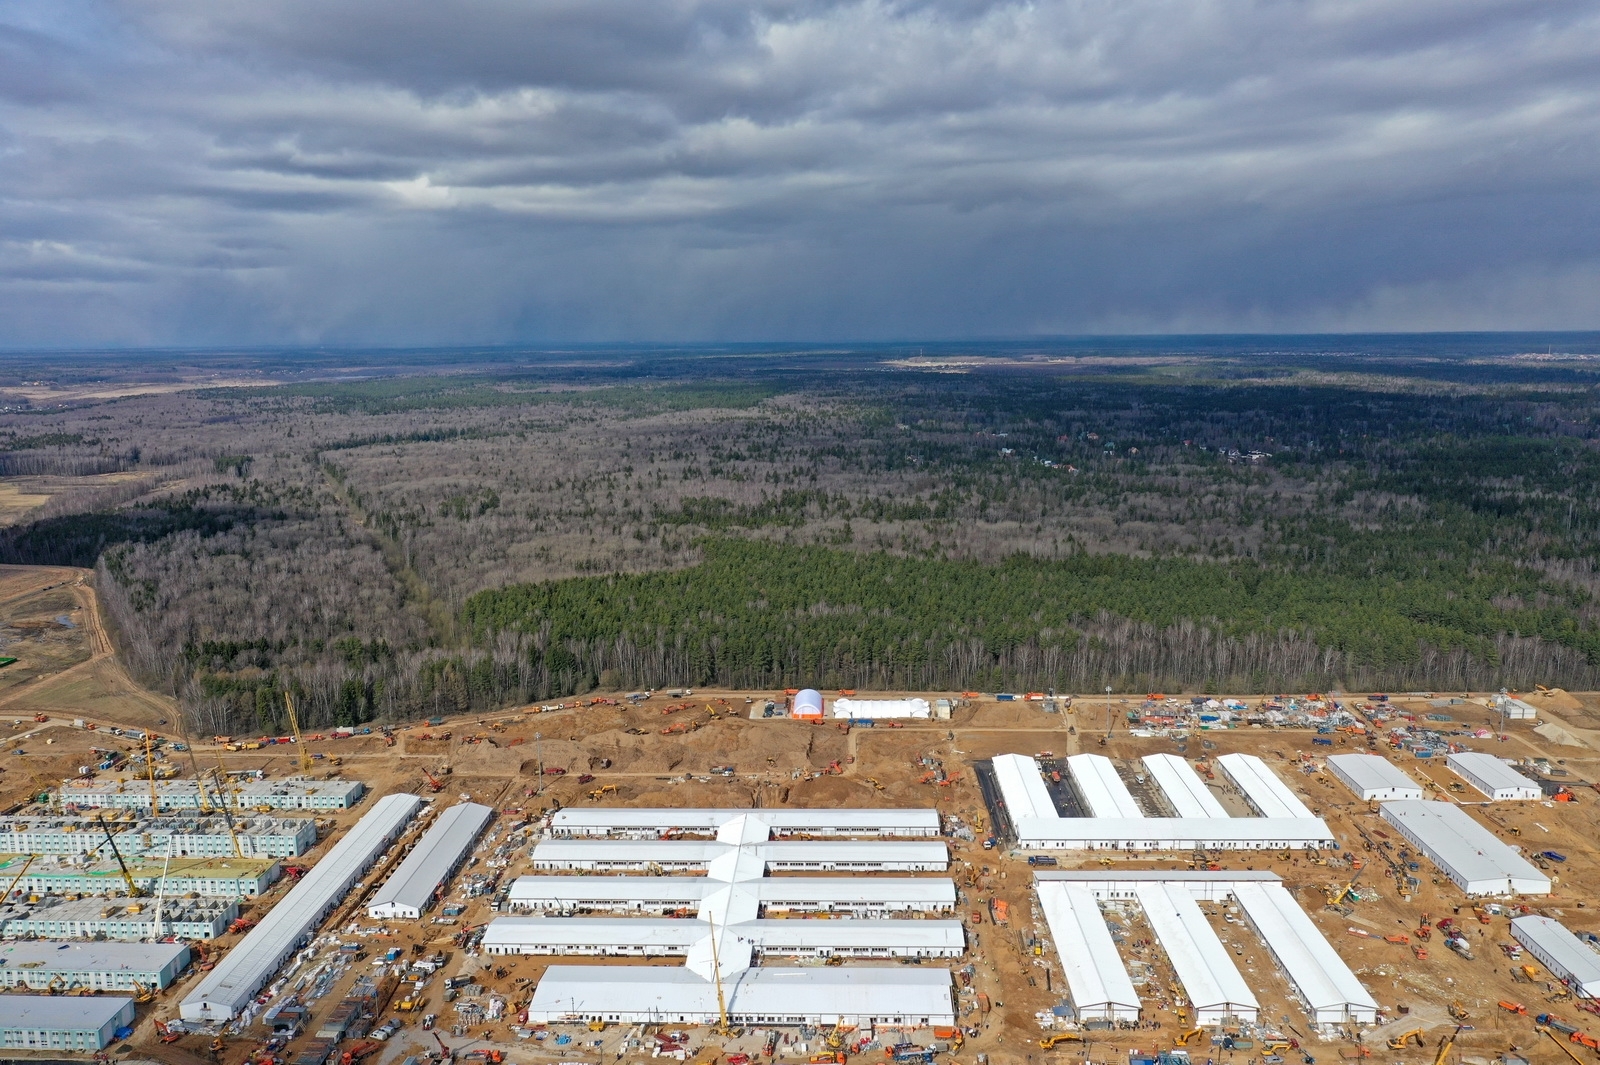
[{"x1": 1, "y1": 338, "x2": 1599, "y2": 732}]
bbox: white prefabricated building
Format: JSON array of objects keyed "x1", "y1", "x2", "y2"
[
  {"x1": 367, "y1": 801, "x2": 493, "y2": 919},
  {"x1": 993, "y1": 754, "x2": 1334, "y2": 851},
  {"x1": 1231, "y1": 882, "x2": 1379, "y2": 1023},
  {"x1": 831, "y1": 698, "x2": 930, "y2": 720},
  {"x1": 484, "y1": 917, "x2": 964, "y2": 961},
  {"x1": 524, "y1": 967, "x2": 955, "y2": 1027},
  {"x1": 1510, "y1": 916, "x2": 1600, "y2": 998},
  {"x1": 1379, "y1": 801, "x2": 1549, "y2": 896},
  {"x1": 546, "y1": 807, "x2": 941, "y2": 838},
  {"x1": 531, "y1": 839, "x2": 947, "y2": 872},
  {"x1": 1215, "y1": 754, "x2": 1315, "y2": 819},
  {"x1": 991, "y1": 754, "x2": 1058, "y2": 821},
  {"x1": 508, "y1": 876, "x2": 954, "y2": 915},
  {"x1": 179, "y1": 792, "x2": 422, "y2": 1022},
  {"x1": 1326, "y1": 755, "x2": 1424, "y2": 802},
  {"x1": 1034, "y1": 871, "x2": 1379, "y2": 1027},
  {"x1": 1446, "y1": 752, "x2": 1542, "y2": 801},
  {"x1": 1133, "y1": 881, "x2": 1258, "y2": 1024},
  {"x1": 0, "y1": 995, "x2": 136, "y2": 1051},
  {"x1": 1066, "y1": 754, "x2": 1145, "y2": 818},
  {"x1": 1035, "y1": 881, "x2": 1141, "y2": 1022},
  {"x1": 1142, "y1": 754, "x2": 1229, "y2": 818}
]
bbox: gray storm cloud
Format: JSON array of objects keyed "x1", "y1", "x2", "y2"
[{"x1": 1, "y1": 0, "x2": 1598, "y2": 345}]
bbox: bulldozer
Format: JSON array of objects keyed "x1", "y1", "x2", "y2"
[{"x1": 1039, "y1": 1034, "x2": 1084, "y2": 1050}]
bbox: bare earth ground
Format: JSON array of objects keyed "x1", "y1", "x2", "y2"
[{"x1": 1, "y1": 568, "x2": 1598, "y2": 1065}]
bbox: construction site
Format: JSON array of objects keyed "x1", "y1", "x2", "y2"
[{"x1": 0, "y1": 616, "x2": 1599, "y2": 1065}]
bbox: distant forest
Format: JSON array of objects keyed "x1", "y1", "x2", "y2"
[{"x1": 1, "y1": 339, "x2": 1599, "y2": 733}]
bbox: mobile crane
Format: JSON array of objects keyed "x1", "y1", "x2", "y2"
[
  {"x1": 93, "y1": 814, "x2": 144, "y2": 897},
  {"x1": 284, "y1": 692, "x2": 313, "y2": 774}
]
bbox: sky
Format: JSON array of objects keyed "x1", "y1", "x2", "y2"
[{"x1": 2, "y1": 0, "x2": 1598, "y2": 347}]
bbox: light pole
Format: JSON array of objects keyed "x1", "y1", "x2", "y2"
[
  {"x1": 1105, "y1": 685, "x2": 1113, "y2": 740},
  {"x1": 535, "y1": 731, "x2": 543, "y2": 797}
]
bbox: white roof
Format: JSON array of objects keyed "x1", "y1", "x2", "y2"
[
  {"x1": 1379, "y1": 801, "x2": 1549, "y2": 895},
  {"x1": 1216, "y1": 754, "x2": 1314, "y2": 819},
  {"x1": 180, "y1": 793, "x2": 421, "y2": 1021},
  {"x1": 1036, "y1": 871, "x2": 1281, "y2": 884},
  {"x1": 756, "y1": 879, "x2": 957, "y2": 906},
  {"x1": 0, "y1": 940, "x2": 187, "y2": 973},
  {"x1": 0, "y1": 994, "x2": 132, "y2": 1032},
  {"x1": 549, "y1": 808, "x2": 939, "y2": 835},
  {"x1": 831, "y1": 698, "x2": 930, "y2": 719},
  {"x1": 1326, "y1": 755, "x2": 1422, "y2": 798},
  {"x1": 510, "y1": 877, "x2": 712, "y2": 905},
  {"x1": 1067, "y1": 755, "x2": 1145, "y2": 818},
  {"x1": 1015, "y1": 816, "x2": 1334, "y2": 849},
  {"x1": 991, "y1": 755, "x2": 1057, "y2": 821},
  {"x1": 532, "y1": 839, "x2": 947, "y2": 869},
  {"x1": 1142, "y1": 754, "x2": 1229, "y2": 818},
  {"x1": 1510, "y1": 916, "x2": 1600, "y2": 997},
  {"x1": 526, "y1": 965, "x2": 955, "y2": 1024},
  {"x1": 1036, "y1": 882, "x2": 1140, "y2": 1016},
  {"x1": 1134, "y1": 882, "x2": 1257, "y2": 1017},
  {"x1": 508, "y1": 876, "x2": 953, "y2": 908},
  {"x1": 1232, "y1": 882, "x2": 1378, "y2": 1020},
  {"x1": 750, "y1": 920, "x2": 964, "y2": 950},
  {"x1": 486, "y1": 918, "x2": 704, "y2": 950},
  {"x1": 368, "y1": 802, "x2": 492, "y2": 916},
  {"x1": 1447, "y1": 753, "x2": 1541, "y2": 796}
]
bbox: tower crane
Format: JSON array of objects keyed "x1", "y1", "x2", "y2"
[
  {"x1": 284, "y1": 692, "x2": 313, "y2": 775},
  {"x1": 144, "y1": 733, "x2": 161, "y2": 815},
  {"x1": 207, "y1": 762, "x2": 246, "y2": 859},
  {"x1": 705, "y1": 913, "x2": 733, "y2": 1036}
]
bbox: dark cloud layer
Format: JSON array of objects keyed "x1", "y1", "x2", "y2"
[{"x1": 2, "y1": 0, "x2": 1598, "y2": 345}]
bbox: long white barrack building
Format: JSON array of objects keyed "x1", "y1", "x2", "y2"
[
  {"x1": 180, "y1": 792, "x2": 422, "y2": 1022},
  {"x1": 525, "y1": 966, "x2": 955, "y2": 1026},
  {"x1": 485, "y1": 917, "x2": 964, "y2": 961},
  {"x1": 1216, "y1": 754, "x2": 1315, "y2": 819},
  {"x1": 1510, "y1": 916, "x2": 1600, "y2": 998},
  {"x1": 1066, "y1": 755, "x2": 1145, "y2": 818},
  {"x1": 1380, "y1": 801, "x2": 1549, "y2": 896},
  {"x1": 368, "y1": 802, "x2": 492, "y2": 919},
  {"x1": 1142, "y1": 754, "x2": 1229, "y2": 818},
  {"x1": 1326, "y1": 755, "x2": 1423, "y2": 802},
  {"x1": 1231, "y1": 882, "x2": 1379, "y2": 1023},
  {"x1": 1446, "y1": 753, "x2": 1542, "y2": 801},
  {"x1": 509, "y1": 876, "x2": 955, "y2": 915},
  {"x1": 1035, "y1": 881, "x2": 1141, "y2": 1022},
  {"x1": 991, "y1": 754, "x2": 1058, "y2": 821},
  {"x1": 531, "y1": 839, "x2": 947, "y2": 872},
  {"x1": 1134, "y1": 881, "x2": 1258, "y2": 1023},
  {"x1": 1014, "y1": 816, "x2": 1334, "y2": 851},
  {"x1": 547, "y1": 808, "x2": 941, "y2": 839}
]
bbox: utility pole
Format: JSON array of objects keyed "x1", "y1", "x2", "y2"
[
  {"x1": 1105, "y1": 685, "x2": 1113, "y2": 739},
  {"x1": 535, "y1": 732, "x2": 543, "y2": 796}
]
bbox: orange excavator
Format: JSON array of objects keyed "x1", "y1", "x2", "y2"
[{"x1": 422, "y1": 767, "x2": 445, "y2": 793}]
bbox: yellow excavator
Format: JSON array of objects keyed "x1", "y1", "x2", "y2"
[
  {"x1": 1039, "y1": 1034, "x2": 1085, "y2": 1050},
  {"x1": 1174, "y1": 1029, "x2": 1204, "y2": 1047},
  {"x1": 1388, "y1": 1029, "x2": 1426, "y2": 1050}
]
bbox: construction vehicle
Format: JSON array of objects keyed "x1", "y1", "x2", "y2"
[
  {"x1": 1387, "y1": 1030, "x2": 1426, "y2": 1050},
  {"x1": 1447, "y1": 1002, "x2": 1468, "y2": 1021},
  {"x1": 1573, "y1": 1033, "x2": 1600, "y2": 1052},
  {"x1": 1174, "y1": 1028, "x2": 1204, "y2": 1046},
  {"x1": 129, "y1": 979, "x2": 155, "y2": 1003},
  {"x1": 1499, "y1": 1001, "x2": 1528, "y2": 1015},
  {"x1": 588, "y1": 785, "x2": 618, "y2": 800},
  {"x1": 1039, "y1": 1034, "x2": 1085, "y2": 1049},
  {"x1": 587, "y1": 1020, "x2": 606, "y2": 1032},
  {"x1": 809, "y1": 1055, "x2": 846, "y2": 1064},
  {"x1": 1539, "y1": 1015, "x2": 1580, "y2": 1035},
  {"x1": 1384, "y1": 934, "x2": 1410, "y2": 945},
  {"x1": 421, "y1": 766, "x2": 445, "y2": 793},
  {"x1": 1430, "y1": 1028, "x2": 1462, "y2": 1065},
  {"x1": 1538, "y1": 1026, "x2": 1589, "y2": 1065},
  {"x1": 283, "y1": 692, "x2": 313, "y2": 775},
  {"x1": 339, "y1": 1042, "x2": 383, "y2": 1065},
  {"x1": 1521, "y1": 964, "x2": 1541, "y2": 981}
]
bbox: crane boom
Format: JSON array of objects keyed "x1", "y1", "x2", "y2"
[
  {"x1": 94, "y1": 814, "x2": 144, "y2": 897},
  {"x1": 144, "y1": 733, "x2": 161, "y2": 815},
  {"x1": 208, "y1": 763, "x2": 246, "y2": 859},
  {"x1": 1, "y1": 854, "x2": 37, "y2": 904},
  {"x1": 284, "y1": 692, "x2": 313, "y2": 775},
  {"x1": 705, "y1": 913, "x2": 731, "y2": 1035}
]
